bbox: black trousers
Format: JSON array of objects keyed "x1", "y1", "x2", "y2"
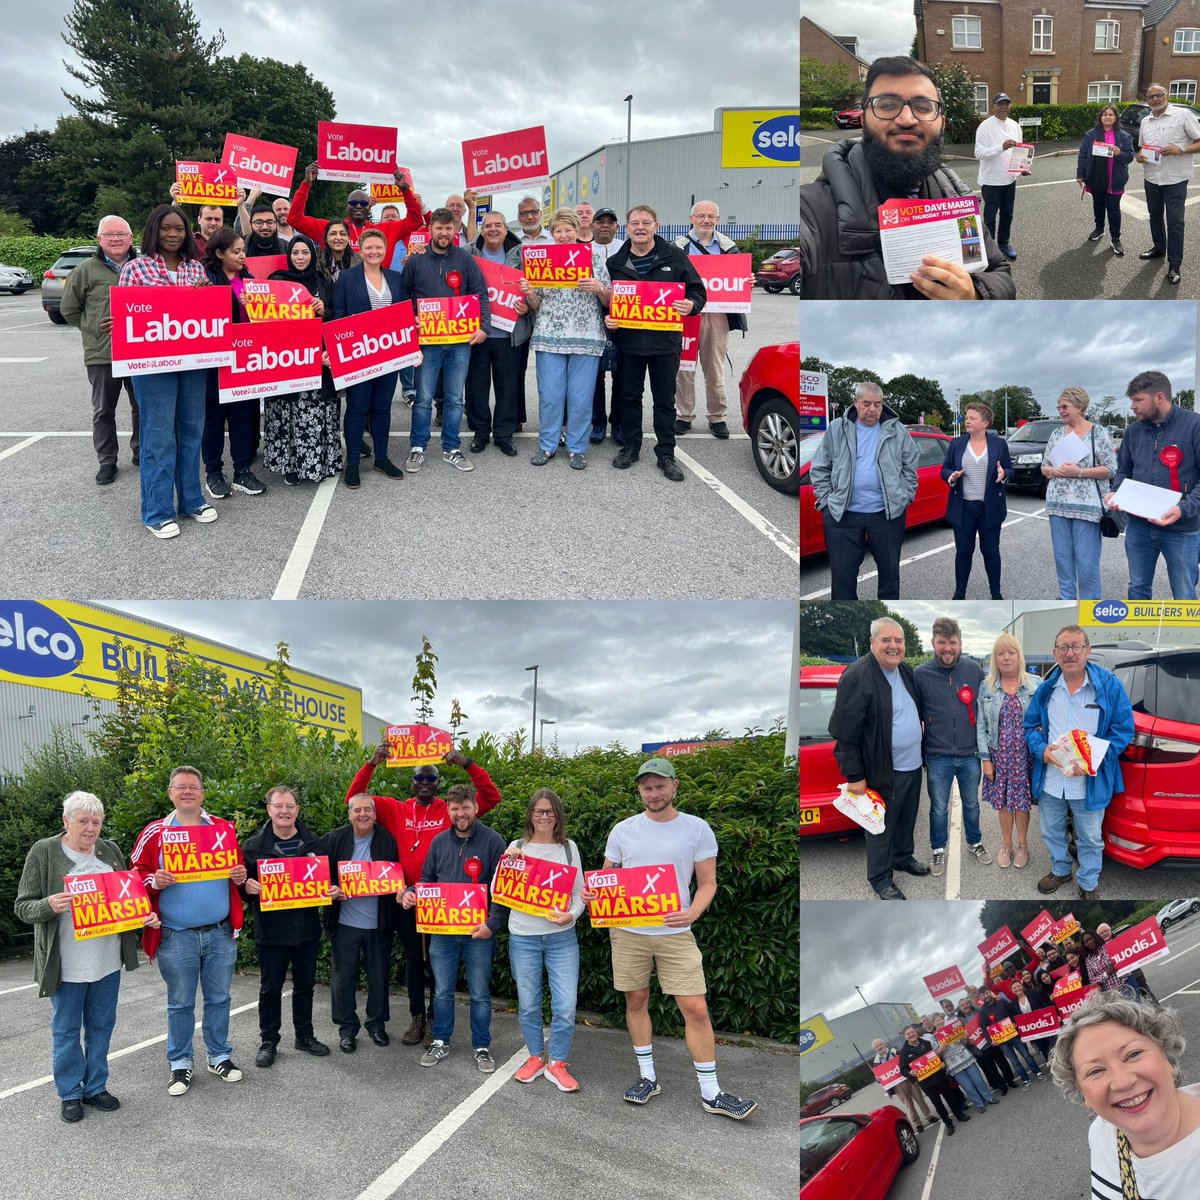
[
  {"x1": 919, "y1": 1072, "x2": 968, "y2": 1123},
  {"x1": 202, "y1": 370, "x2": 255, "y2": 475},
  {"x1": 87, "y1": 364, "x2": 139, "y2": 465},
  {"x1": 396, "y1": 904, "x2": 435, "y2": 1019},
  {"x1": 979, "y1": 1043, "x2": 1016, "y2": 1091},
  {"x1": 952, "y1": 500, "x2": 1003, "y2": 597},
  {"x1": 257, "y1": 938, "x2": 318, "y2": 1044},
  {"x1": 980, "y1": 182, "x2": 1016, "y2": 245},
  {"x1": 1091, "y1": 189, "x2": 1122, "y2": 239},
  {"x1": 330, "y1": 924, "x2": 391, "y2": 1037},
  {"x1": 1145, "y1": 178, "x2": 1188, "y2": 267},
  {"x1": 619, "y1": 351, "x2": 679, "y2": 460},
  {"x1": 866, "y1": 767, "x2": 922, "y2": 893},
  {"x1": 465, "y1": 337, "x2": 520, "y2": 442},
  {"x1": 823, "y1": 509, "x2": 906, "y2": 600},
  {"x1": 592, "y1": 360, "x2": 623, "y2": 429}
]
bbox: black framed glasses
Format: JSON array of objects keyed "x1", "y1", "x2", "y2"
[{"x1": 865, "y1": 94, "x2": 945, "y2": 121}]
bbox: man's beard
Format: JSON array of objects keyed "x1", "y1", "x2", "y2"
[{"x1": 862, "y1": 126, "x2": 945, "y2": 195}]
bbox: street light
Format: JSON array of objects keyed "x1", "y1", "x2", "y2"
[
  {"x1": 855, "y1": 985, "x2": 893, "y2": 1040},
  {"x1": 525, "y1": 665, "x2": 538, "y2": 751},
  {"x1": 623, "y1": 94, "x2": 633, "y2": 220},
  {"x1": 540, "y1": 718, "x2": 557, "y2": 749}
]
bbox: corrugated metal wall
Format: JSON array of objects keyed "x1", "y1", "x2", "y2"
[{"x1": 0, "y1": 682, "x2": 113, "y2": 781}]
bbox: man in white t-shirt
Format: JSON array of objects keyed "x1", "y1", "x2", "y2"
[
  {"x1": 1135, "y1": 82, "x2": 1200, "y2": 285},
  {"x1": 592, "y1": 757, "x2": 757, "y2": 1119},
  {"x1": 973, "y1": 93, "x2": 1026, "y2": 261}
]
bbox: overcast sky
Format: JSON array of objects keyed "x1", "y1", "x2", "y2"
[
  {"x1": 873, "y1": 600, "x2": 1073, "y2": 656},
  {"x1": 805, "y1": 0, "x2": 919, "y2": 65},
  {"x1": 108, "y1": 600, "x2": 793, "y2": 752},
  {"x1": 803, "y1": 301, "x2": 1198, "y2": 416},
  {"x1": 5, "y1": 1, "x2": 800, "y2": 208}
]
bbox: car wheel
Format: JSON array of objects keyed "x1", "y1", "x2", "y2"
[
  {"x1": 897, "y1": 1121, "x2": 920, "y2": 1164},
  {"x1": 788, "y1": 274, "x2": 801, "y2": 295},
  {"x1": 1162, "y1": 918, "x2": 1171, "y2": 931},
  {"x1": 751, "y1": 395, "x2": 800, "y2": 494},
  {"x1": 827, "y1": 1096, "x2": 842, "y2": 1108},
  {"x1": 1190, "y1": 902, "x2": 1199, "y2": 914},
  {"x1": 47, "y1": 308, "x2": 67, "y2": 325},
  {"x1": 761, "y1": 283, "x2": 784, "y2": 294}
]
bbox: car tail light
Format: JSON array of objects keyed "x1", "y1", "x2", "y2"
[
  {"x1": 43, "y1": 270, "x2": 55, "y2": 279},
  {"x1": 1122, "y1": 731, "x2": 1153, "y2": 763},
  {"x1": 1123, "y1": 730, "x2": 1200, "y2": 764}
]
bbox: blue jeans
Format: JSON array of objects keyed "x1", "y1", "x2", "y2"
[
  {"x1": 413, "y1": 343, "x2": 470, "y2": 452},
  {"x1": 999, "y1": 1037, "x2": 1041, "y2": 1082},
  {"x1": 1124, "y1": 519, "x2": 1200, "y2": 599},
  {"x1": 344, "y1": 372, "x2": 396, "y2": 467},
  {"x1": 130, "y1": 369, "x2": 206, "y2": 526},
  {"x1": 399, "y1": 364, "x2": 416, "y2": 398},
  {"x1": 926, "y1": 754, "x2": 982, "y2": 850},
  {"x1": 508, "y1": 928, "x2": 579, "y2": 1061},
  {"x1": 155, "y1": 923, "x2": 237, "y2": 1069},
  {"x1": 1038, "y1": 789, "x2": 1106, "y2": 891},
  {"x1": 950, "y1": 1061, "x2": 992, "y2": 1111},
  {"x1": 428, "y1": 933, "x2": 495, "y2": 1049},
  {"x1": 1049, "y1": 515, "x2": 1103, "y2": 600},
  {"x1": 535, "y1": 352, "x2": 600, "y2": 455},
  {"x1": 50, "y1": 969, "x2": 121, "y2": 1100}
]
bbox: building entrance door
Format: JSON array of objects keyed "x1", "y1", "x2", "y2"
[{"x1": 1033, "y1": 81, "x2": 1051, "y2": 103}]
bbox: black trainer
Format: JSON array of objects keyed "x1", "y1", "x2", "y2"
[
  {"x1": 81, "y1": 1090, "x2": 120, "y2": 1111},
  {"x1": 674, "y1": 419, "x2": 692, "y2": 435},
  {"x1": 233, "y1": 469, "x2": 266, "y2": 495},
  {"x1": 205, "y1": 472, "x2": 231, "y2": 499},
  {"x1": 61, "y1": 1100, "x2": 84, "y2": 1123},
  {"x1": 344, "y1": 463, "x2": 361, "y2": 489},
  {"x1": 613, "y1": 446, "x2": 639, "y2": 469},
  {"x1": 709, "y1": 421, "x2": 730, "y2": 440},
  {"x1": 96, "y1": 462, "x2": 117, "y2": 485}
]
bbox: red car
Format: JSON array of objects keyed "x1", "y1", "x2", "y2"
[
  {"x1": 798, "y1": 664, "x2": 861, "y2": 838},
  {"x1": 739, "y1": 341, "x2": 800, "y2": 494},
  {"x1": 800, "y1": 1106, "x2": 920, "y2": 1200},
  {"x1": 799, "y1": 426, "x2": 952, "y2": 558},
  {"x1": 799, "y1": 1082, "x2": 853, "y2": 1116},
  {"x1": 756, "y1": 247, "x2": 800, "y2": 294},
  {"x1": 835, "y1": 107, "x2": 864, "y2": 129}
]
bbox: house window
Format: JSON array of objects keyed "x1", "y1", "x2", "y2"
[
  {"x1": 1087, "y1": 82, "x2": 1123, "y2": 103},
  {"x1": 1033, "y1": 17, "x2": 1054, "y2": 52},
  {"x1": 953, "y1": 16, "x2": 982, "y2": 49},
  {"x1": 1095, "y1": 21, "x2": 1120, "y2": 50},
  {"x1": 1170, "y1": 79, "x2": 1198, "y2": 102},
  {"x1": 974, "y1": 84, "x2": 990, "y2": 114},
  {"x1": 1174, "y1": 28, "x2": 1200, "y2": 54}
]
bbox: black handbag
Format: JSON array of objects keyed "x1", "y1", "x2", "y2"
[{"x1": 1092, "y1": 427, "x2": 1125, "y2": 538}]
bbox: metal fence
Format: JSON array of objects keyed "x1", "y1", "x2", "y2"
[{"x1": 655, "y1": 223, "x2": 799, "y2": 242}]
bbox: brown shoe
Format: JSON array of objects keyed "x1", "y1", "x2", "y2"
[
  {"x1": 1037, "y1": 871, "x2": 1072, "y2": 894},
  {"x1": 401, "y1": 1016, "x2": 426, "y2": 1046},
  {"x1": 1079, "y1": 886, "x2": 1100, "y2": 900}
]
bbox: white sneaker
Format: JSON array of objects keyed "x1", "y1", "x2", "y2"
[
  {"x1": 146, "y1": 520, "x2": 180, "y2": 540},
  {"x1": 967, "y1": 843, "x2": 993, "y2": 865},
  {"x1": 443, "y1": 449, "x2": 474, "y2": 472},
  {"x1": 405, "y1": 448, "x2": 425, "y2": 473},
  {"x1": 930, "y1": 850, "x2": 946, "y2": 877},
  {"x1": 186, "y1": 504, "x2": 218, "y2": 523}
]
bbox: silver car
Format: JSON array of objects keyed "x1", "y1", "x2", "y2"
[
  {"x1": 1157, "y1": 898, "x2": 1200, "y2": 931},
  {"x1": 0, "y1": 261, "x2": 34, "y2": 294},
  {"x1": 41, "y1": 245, "x2": 95, "y2": 324}
]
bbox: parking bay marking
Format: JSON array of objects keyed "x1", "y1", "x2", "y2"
[
  {"x1": 0, "y1": 357, "x2": 48, "y2": 363},
  {"x1": 918, "y1": 1123, "x2": 946, "y2": 1200},
  {"x1": 274, "y1": 476, "x2": 339, "y2": 600},
  {"x1": 0, "y1": 983, "x2": 37, "y2": 997},
  {"x1": 0, "y1": 434, "x2": 47, "y2": 462}
]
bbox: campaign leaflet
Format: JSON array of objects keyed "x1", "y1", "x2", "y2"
[
  {"x1": 322, "y1": 303, "x2": 421, "y2": 389},
  {"x1": 690, "y1": 253, "x2": 754, "y2": 313},
  {"x1": 1142, "y1": 143, "x2": 1163, "y2": 165},
  {"x1": 522, "y1": 243, "x2": 593, "y2": 288},
  {"x1": 584, "y1": 865, "x2": 682, "y2": 928},
  {"x1": 923, "y1": 965, "x2": 967, "y2": 1001},
  {"x1": 832, "y1": 783, "x2": 886, "y2": 835},
  {"x1": 317, "y1": 121, "x2": 398, "y2": 183},
  {"x1": 986, "y1": 1018, "x2": 1018, "y2": 1045},
  {"x1": 492, "y1": 855, "x2": 577, "y2": 919},
  {"x1": 1107, "y1": 917, "x2": 1170, "y2": 977},
  {"x1": 678, "y1": 315, "x2": 702, "y2": 373},
  {"x1": 1091, "y1": 141, "x2": 1117, "y2": 159},
  {"x1": 462, "y1": 125, "x2": 549, "y2": 194},
  {"x1": 877, "y1": 196, "x2": 987, "y2": 286},
  {"x1": 66, "y1": 871, "x2": 152, "y2": 940},
  {"x1": 609, "y1": 281, "x2": 685, "y2": 332},
  {"x1": 241, "y1": 280, "x2": 316, "y2": 322},
  {"x1": 385, "y1": 724, "x2": 454, "y2": 767},
  {"x1": 338, "y1": 860, "x2": 406, "y2": 897},
  {"x1": 416, "y1": 296, "x2": 481, "y2": 345},
  {"x1": 872, "y1": 1058, "x2": 903, "y2": 1091},
  {"x1": 109, "y1": 286, "x2": 233, "y2": 377},
  {"x1": 217, "y1": 320, "x2": 323, "y2": 404},
  {"x1": 221, "y1": 133, "x2": 297, "y2": 195},
  {"x1": 257, "y1": 856, "x2": 331, "y2": 911},
  {"x1": 910, "y1": 1050, "x2": 943, "y2": 1081},
  {"x1": 1014, "y1": 1007, "x2": 1062, "y2": 1043},
  {"x1": 416, "y1": 883, "x2": 489, "y2": 935},
  {"x1": 473, "y1": 257, "x2": 523, "y2": 332},
  {"x1": 175, "y1": 161, "x2": 239, "y2": 207},
  {"x1": 160, "y1": 824, "x2": 239, "y2": 882},
  {"x1": 1007, "y1": 144, "x2": 1035, "y2": 174}
]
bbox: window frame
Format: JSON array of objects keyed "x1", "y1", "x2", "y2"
[
  {"x1": 1095, "y1": 20, "x2": 1120, "y2": 51},
  {"x1": 973, "y1": 83, "x2": 990, "y2": 114},
  {"x1": 1087, "y1": 82, "x2": 1123, "y2": 104},
  {"x1": 1173, "y1": 28, "x2": 1200, "y2": 54},
  {"x1": 1170, "y1": 79, "x2": 1199, "y2": 103},
  {"x1": 1033, "y1": 16, "x2": 1054, "y2": 53},
  {"x1": 952, "y1": 15, "x2": 983, "y2": 49}
]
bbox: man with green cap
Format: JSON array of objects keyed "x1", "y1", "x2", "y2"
[{"x1": 586, "y1": 757, "x2": 758, "y2": 1119}]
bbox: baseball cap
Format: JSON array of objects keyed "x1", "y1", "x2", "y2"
[
  {"x1": 636, "y1": 757, "x2": 676, "y2": 779},
  {"x1": 993, "y1": 93, "x2": 1012, "y2": 105},
  {"x1": 593, "y1": 207, "x2": 619, "y2": 221}
]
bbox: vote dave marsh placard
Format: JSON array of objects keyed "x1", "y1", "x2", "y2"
[
  {"x1": 492, "y1": 855, "x2": 577, "y2": 919},
  {"x1": 584, "y1": 864, "x2": 682, "y2": 928},
  {"x1": 257, "y1": 856, "x2": 331, "y2": 911},
  {"x1": 66, "y1": 871, "x2": 152, "y2": 940},
  {"x1": 416, "y1": 883, "x2": 489, "y2": 934},
  {"x1": 161, "y1": 824, "x2": 239, "y2": 883}
]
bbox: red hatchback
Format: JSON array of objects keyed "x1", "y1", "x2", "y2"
[
  {"x1": 799, "y1": 426, "x2": 952, "y2": 558},
  {"x1": 756, "y1": 247, "x2": 801, "y2": 294},
  {"x1": 739, "y1": 341, "x2": 801, "y2": 494},
  {"x1": 800, "y1": 1106, "x2": 920, "y2": 1200},
  {"x1": 798, "y1": 664, "x2": 861, "y2": 838}
]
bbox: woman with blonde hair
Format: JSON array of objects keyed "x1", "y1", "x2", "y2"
[{"x1": 976, "y1": 632, "x2": 1040, "y2": 867}]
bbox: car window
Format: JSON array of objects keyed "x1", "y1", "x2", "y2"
[
  {"x1": 797, "y1": 686, "x2": 837, "y2": 741},
  {"x1": 1008, "y1": 421, "x2": 1060, "y2": 443},
  {"x1": 51, "y1": 253, "x2": 91, "y2": 271},
  {"x1": 797, "y1": 1117, "x2": 860, "y2": 1167},
  {"x1": 771, "y1": 250, "x2": 800, "y2": 261},
  {"x1": 798, "y1": 434, "x2": 824, "y2": 472},
  {"x1": 1112, "y1": 663, "x2": 1147, "y2": 714},
  {"x1": 916, "y1": 437, "x2": 948, "y2": 468},
  {"x1": 1145, "y1": 654, "x2": 1200, "y2": 724}
]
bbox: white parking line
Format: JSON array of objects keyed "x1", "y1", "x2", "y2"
[
  {"x1": 0, "y1": 434, "x2": 47, "y2": 461},
  {"x1": 0, "y1": 983, "x2": 37, "y2": 996},
  {"x1": 354, "y1": 1047, "x2": 526, "y2": 1200},
  {"x1": 1121, "y1": 191, "x2": 1200, "y2": 222},
  {"x1": 273, "y1": 476, "x2": 339, "y2": 600},
  {"x1": 945, "y1": 783, "x2": 962, "y2": 901},
  {"x1": 0, "y1": 357, "x2": 47, "y2": 363},
  {"x1": 0, "y1": 320, "x2": 62, "y2": 331},
  {"x1": 673, "y1": 447, "x2": 799, "y2": 564},
  {"x1": 918, "y1": 1122, "x2": 945, "y2": 1200}
]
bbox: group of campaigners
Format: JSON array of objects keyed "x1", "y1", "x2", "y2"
[
  {"x1": 799, "y1": 53, "x2": 1200, "y2": 296},
  {"x1": 64, "y1": 158, "x2": 748, "y2": 539},
  {"x1": 809, "y1": 371, "x2": 1200, "y2": 600},
  {"x1": 14, "y1": 750, "x2": 758, "y2": 1124},
  {"x1": 826, "y1": 615, "x2": 1135, "y2": 900}
]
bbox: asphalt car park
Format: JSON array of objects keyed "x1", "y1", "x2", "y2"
[{"x1": 0, "y1": 291, "x2": 798, "y2": 599}]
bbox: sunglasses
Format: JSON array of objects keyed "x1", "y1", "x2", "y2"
[
  {"x1": 347, "y1": 199, "x2": 372, "y2": 208},
  {"x1": 413, "y1": 773, "x2": 439, "y2": 783}
]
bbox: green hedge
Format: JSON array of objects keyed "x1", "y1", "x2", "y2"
[
  {"x1": 960, "y1": 103, "x2": 1123, "y2": 143},
  {"x1": 0, "y1": 236, "x2": 83, "y2": 283},
  {"x1": 801, "y1": 108, "x2": 835, "y2": 129}
]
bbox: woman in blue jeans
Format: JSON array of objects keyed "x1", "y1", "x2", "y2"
[
  {"x1": 14, "y1": 791, "x2": 159, "y2": 1123},
  {"x1": 502, "y1": 788, "x2": 585, "y2": 1092}
]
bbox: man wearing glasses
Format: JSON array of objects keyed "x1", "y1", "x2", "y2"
[
  {"x1": 798, "y1": 54, "x2": 1015, "y2": 300},
  {"x1": 1134, "y1": 84, "x2": 1200, "y2": 285},
  {"x1": 1023, "y1": 626, "x2": 1134, "y2": 900},
  {"x1": 343, "y1": 746, "x2": 502, "y2": 1048},
  {"x1": 60, "y1": 215, "x2": 140, "y2": 485}
]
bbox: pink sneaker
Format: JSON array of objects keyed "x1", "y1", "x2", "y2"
[
  {"x1": 514, "y1": 1055, "x2": 545, "y2": 1084},
  {"x1": 545, "y1": 1060, "x2": 580, "y2": 1092}
]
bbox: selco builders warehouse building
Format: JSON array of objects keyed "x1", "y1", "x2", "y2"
[{"x1": 0, "y1": 601, "x2": 375, "y2": 779}]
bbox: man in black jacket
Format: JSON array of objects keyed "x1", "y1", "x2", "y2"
[
  {"x1": 827, "y1": 616, "x2": 929, "y2": 899},
  {"x1": 975, "y1": 988, "x2": 1045, "y2": 1086},
  {"x1": 897, "y1": 1024, "x2": 970, "y2": 1135},
  {"x1": 798, "y1": 55, "x2": 1015, "y2": 301},
  {"x1": 243, "y1": 787, "x2": 332, "y2": 1067},
  {"x1": 603, "y1": 205, "x2": 707, "y2": 481}
]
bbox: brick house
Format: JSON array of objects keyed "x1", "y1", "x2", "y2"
[
  {"x1": 1141, "y1": 0, "x2": 1200, "y2": 103},
  {"x1": 800, "y1": 16, "x2": 871, "y2": 86},
  {"x1": 914, "y1": 0, "x2": 1148, "y2": 109}
]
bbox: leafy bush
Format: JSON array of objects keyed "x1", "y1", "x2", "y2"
[
  {"x1": 801, "y1": 108, "x2": 835, "y2": 129},
  {"x1": 0, "y1": 235, "x2": 83, "y2": 281}
]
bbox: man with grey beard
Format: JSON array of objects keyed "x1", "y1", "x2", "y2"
[{"x1": 798, "y1": 55, "x2": 1015, "y2": 300}]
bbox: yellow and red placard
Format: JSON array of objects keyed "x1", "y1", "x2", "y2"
[
  {"x1": 1051, "y1": 971, "x2": 1082, "y2": 1002},
  {"x1": 416, "y1": 882, "x2": 489, "y2": 934},
  {"x1": 416, "y1": 296, "x2": 481, "y2": 345},
  {"x1": 161, "y1": 823, "x2": 240, "y2": 882},
  {"x1": 910, "y1": 1050, "x2": 943, "y2": 1081},
  {"x1": 584, "y1": 864, "x2": 682, "y2": 928},
  {"x1": 242, "y1": 279, "x2": 316, "y2": 322},
  {"x1": 338, "y1": 860, "x2": 406, "y2": 897},
  {"x1": 175, "y1": 161, "x2": 239, "y2": 207},
  {"x1": 691, "y1": 252, "x2": 753, "y2": 313},
  {"x1": 1021, "y1": 909, "x2": 1055, "y2": 951},
  {"x1": 492, "y1": 855, "x2": 577, "y2": 918},
  {"x1": 609, "y1": 281, "x2": 684, "y2": 332},
  {"x1": 462, "y1": 124, "x2": 549, "y2": 194},
  {"x1": 221, "y1": 132, "x2": 297, "y2": 195},
  {"x1": 935, "y1": 1020, "x2": 966, "y2": 1047},
  {"x1": 872, "y1": 1057, "x2": 903, "y2": 1091},
  {"x1": 522, "y1": 243, "x2": 593, "y2": 288},
  {"x1": 385, "y1": 724, "x2": 454, "y2": 767},
  {"x1": 1108, "y1": 916, "x2": 1170, "y2": 977},
  {"x1": 257, "y1": 856, "x2": 331, "y2": 910},
  {"x1": 217, "y1": 319, "x2": 323, "y2": 404},
  {"x1": 245, "y1": 255, "x2": 289, "y2": 281},
  {"x1": 986, "y1": 1018, "x2": 1017, "y2": 1044},
  {"x1": 318, "y1": 121, "x2": 398, "y2": 183},
  {"x1": 370, "y1": 168, "x2": 414, "y2": 204},
  {"x1": 1014, "y1": 1007, "x2": 1061, "y2": 1043},
  {"x1": 323, "y1": 301, "x2": 421, "y2": 389},
  {"x1": 1051, "y1": 913, "x2": 1081, "y2": 944},
  {"x1": 110, "y1": 286, "x2": 233, "y2": 377},
  {"x1": 474, "y1": 257, "x2": 524, "y2": 332},
  {"x1": 66, "y1": 870, "x2": 152, "y2": 940},
  {"x1": 408, "y1": 231, "x2": 429, "y2": 249}
]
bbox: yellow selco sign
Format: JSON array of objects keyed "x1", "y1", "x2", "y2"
[
  {"x1": 0, "y1": 601, "x2": 362, "y2": 738},
  {"x1": 721, "y1": 110, "x2": 801, "y2": 168},
  {"x1": 798, "y1": 1012, "x2": 836, "y2": 1056},
  {"x1": 1080, "y1": 600, "x2": 1200, "y2": 626}
]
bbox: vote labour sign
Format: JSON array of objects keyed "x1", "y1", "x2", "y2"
[
  {"x1": 1021, "y1": 909, "x2": 1056, "y2": 952},
  {"x1": 417, "y1": 296, "x2": 481, "y2": 345},
  {"x1": 691, "y1": 253, "x2": 753, "y2": 313},
  {"x1": 678, "y1": 315, "x2": 701, "y2": 373},
  {"x1": 492, "y1": 855, "x2": 577, "y2": 919},
  {"x1": 964, "y1": 1015, "x2": 986, "y2": 1049},
  {"x1": 318, "y1": 121, "x2": 398, "y2": 183},
  {"x1": 923, "y1": 965, "x2": 967, "y2": 1001},
  {"x1": 416, "y1": 883, "x2": 489, "y2": 935},
  {"x1": 241, "y1": 280, "x2": 316, "y2": 322},
  {"x1": 474, "y1": 257, "x2": 523, "y2": 332},
  {"x1": 323, "y1": 302, "x2": 421, "y2": 389},
  {"x1": 584, "y1": 864, "x2": 682, "y2": 928},
  {"x1": 110, "y1": 286, "x2": 233, "y2": 377},
  {"x1": 161, "y1": 823, "x2": 239, "y2": 883},
  {"x1": 338, "y1": 860, "x2": 406, "y2": 897},
  {"x1": 257, "y1": 856, "x2": 331, "y2": 911},
  {"x1": 1014, "y1": 1007, "x2": 1062, "y2": 1043},
  {"x1": 175, "y1": 161, "x2": 238, "y2": 207},
  {"x1": 1056, "y1": 983, "x2": 1100, "y2": 1019},
  {"x1": 385, "y1": 724, "x2": 454, "y2": 767},
  {"x1": 66, "y1": 870, "x2": 151, "y2": 940},
  {"x1": 217, "y1": 319, "x2": 323, "y2": 404},
  {"x1": 462, "y1": 124, "x2": 549, "y2": 194},
  {"x1": 1107, "y1": 917, "x2": 1170, "y2": 977},
  {"x1": 872, "y1": 1058, "x2": 903, "y2": 1091},
  {"x1": 910, "y1": 1050, "x2": 943, "y2": 1082},
  {"x1": 221, "y1": 132, "x2": 297, "y2": 195},
  {"x1": 522, "y1": 243, "x2": 593, "y2": 288},
  {"x1": 978, "y1": 924, "x2": 1020, "y2": 966},
  {"x1": 1052, "y1": 913, "x2": 1082, "y2": 943},
  {"x1": 986, "y1": 1018, "x2": 1018, "y2": 1045},
  {"x1": 609, "y1": 281, "x2": 685, "y2": 332}
]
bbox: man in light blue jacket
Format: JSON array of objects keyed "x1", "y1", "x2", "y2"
[{"x1": 809, "y1": 382, "x2": 919, "y2": 599}]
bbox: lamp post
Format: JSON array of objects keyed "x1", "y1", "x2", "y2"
[
  {"x1": 855, "y1": 985, "x2": 893, "y2": 1040},
  {"x1": 539, "y1": 718, "x2": 557, "y2": 749},
  {"x1": 624, "y1": 94, "x2": 633, "y2": 221},
  {"x1": 525, "y1": 665, "x2": 538, "y2": 752}
]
